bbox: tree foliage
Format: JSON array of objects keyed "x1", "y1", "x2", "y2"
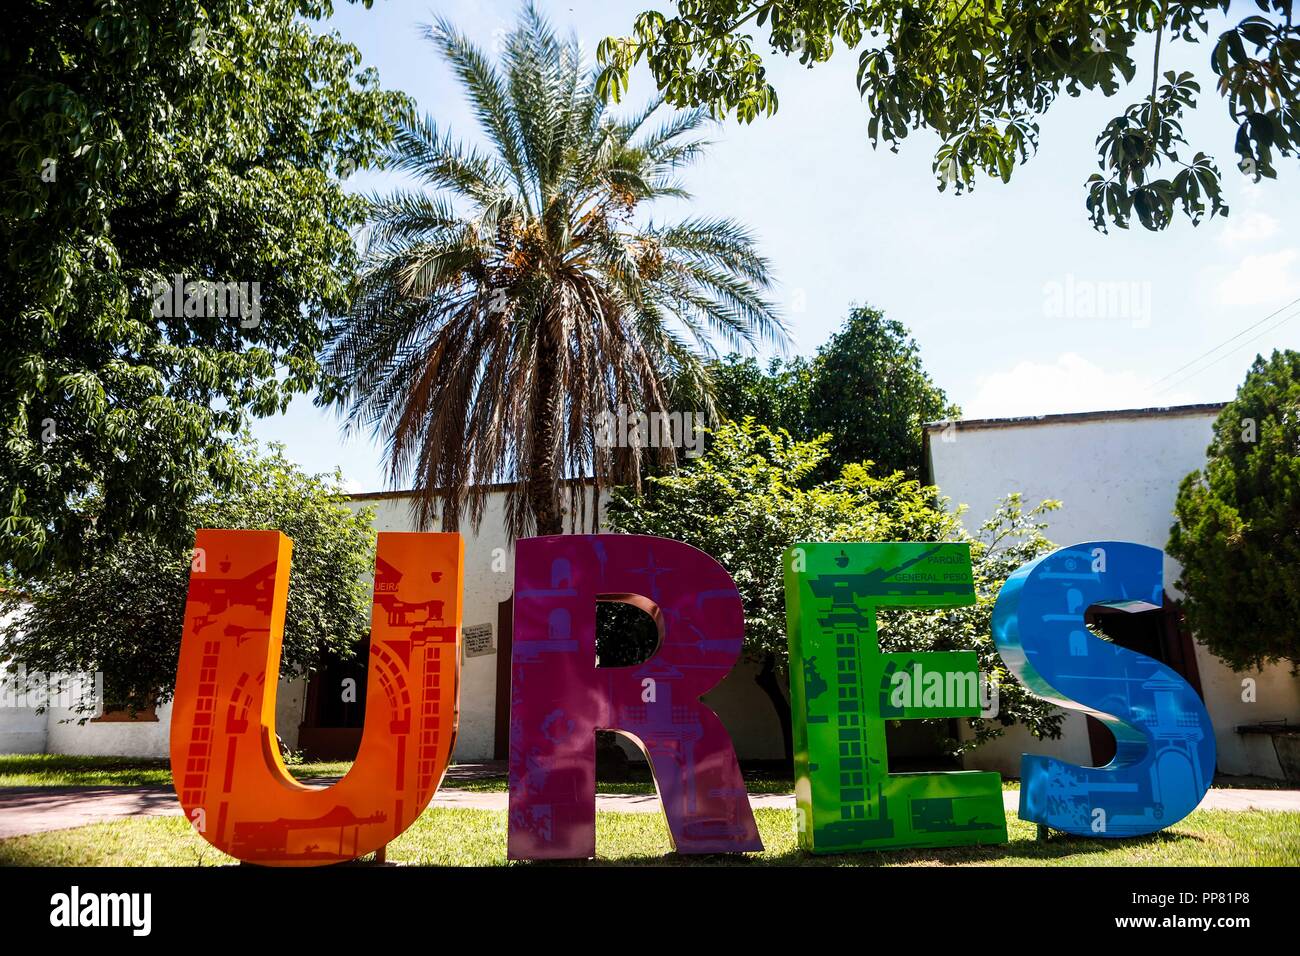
[
  {"x1": 708, "y1": 306, "x2": 956, "y2": 478},
  {"x1": 0, "y1": 441, "x2": 376, "y2": 715},
  {"x1": 322, "y1": 5, "x2": 786, "y2": 539},
  {"x1": 1, "y1": 0, "x2": 407, "y2": 570},
  {"x1": 605, "y1": 419, "x2": 1063, "y2": 753},
  {"x1": 806, "y1": 306, "x2": 958, "y2": 478},
  {"x1": 708, "y1": 353, "x2": 816, "y2": 440},
  {"x1": 1168, "y1": 349, "x2": 1300, "y2": 670},
  {"x1": 597, "y1": 1, "x2": 1300, "y2": 232}
]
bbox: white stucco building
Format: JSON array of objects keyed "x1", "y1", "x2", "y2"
[
  {"x1": 313, "y1": 486, "x2": 786, "y2": 764},
  {"x1": 925, "y1": 402, "x2": 1300, "y2": 780},
  {"x1": 1, "y1": 482, "x2": 786, "y2": 764},
  {"x1": 4, "y1": 401, "x2": 1296, "y2": 781}
]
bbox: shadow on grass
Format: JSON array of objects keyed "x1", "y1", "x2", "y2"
[{"x1": 512, "y1": 828, "x2": 1204, "y2": 867}]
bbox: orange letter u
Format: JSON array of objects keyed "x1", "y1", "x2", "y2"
[{"x1": 170, "y1": 528, "x2": 462, "y2": 866}]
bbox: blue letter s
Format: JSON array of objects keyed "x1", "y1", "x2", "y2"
[{"x1": 991, "y1": 541, "x2": 1215, "y2": 837}]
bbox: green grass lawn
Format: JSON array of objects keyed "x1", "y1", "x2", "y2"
[
  {"x1": 1, "y1": 807, "x2": 1296, "y2": 867},
  {"x1": 0, "y1": 754, "x2": 352, "y2": 788}
]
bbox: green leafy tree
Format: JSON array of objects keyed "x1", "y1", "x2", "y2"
[
  {"x1": 322, "y1": 5, "x2": 786, "y2": 539},
  {"x1": 807, "y1": 306, "x2": 958, "y2": 479},
  {"x1": 0, "y1": 441, "x2": 376, "y2": 716},
  {"x1": 605, "y1": 419, "x2": 1062, "y2": 759},
  {"x1": 1, "y1": 0, "x2": 407, "y2": 571},
  {"x1": 1168, "y1": 349, "x2": 1300, "y2": 670},
  {"x1": 708, "y1": 353, "x2": 815, "y2": 439},
  {"x1": 708, "y1": 307, "x2": 955, "y2": 478},
  {"x1": 597, "y1": 1, "x2": 1300, "y2": 232}
]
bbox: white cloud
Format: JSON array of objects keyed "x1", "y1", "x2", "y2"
[
  {"x1": 964, "y1": 353, "x2": 1192, "y2": 419},
  {"x1": 342, "y1": 476, "x2": 365, "y2": 494},
  {"x1": 1217, "y1": 211, "x2": 1280, "y2": 245},
  {"x1": 1215, "y1": 249, "x2": 1300, "y2": 307}
]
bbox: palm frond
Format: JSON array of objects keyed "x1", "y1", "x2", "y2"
[
  {"x1": 324, "y1": 7, "x2": 788, "y2": 537},
  {"x1": 386, "y1": 115, "x2": 513, "y2": 205},
  {"x1": 423, "y1": 16, "x2": 534, "y2": 213}
]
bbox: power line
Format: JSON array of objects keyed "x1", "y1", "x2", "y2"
[
  {"x1": 1149, "y1": 294, "x2": 1300, "y2": 390},
  {"x1": 1152, "y1": 302, "x2": 1300, "y2": 396}
]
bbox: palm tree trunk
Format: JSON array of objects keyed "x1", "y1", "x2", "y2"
[{"x1": 528, "y1": 326, "x2": 563, "y2": 536}]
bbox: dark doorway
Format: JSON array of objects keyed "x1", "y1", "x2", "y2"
[
  {"x1": 493, "y1": 596, "x2": 513, "y2": 760},
  {"x1": 298, "y1": 641, "x2": 368, "y2": 760},
  {"x1": 1083, "y1": 592, "x2": 1204, "y2": 766}
]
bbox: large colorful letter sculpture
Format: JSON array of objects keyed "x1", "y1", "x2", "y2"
[
  {"x1": 783, "y1": 542, "x2": 1007, "y2": 853},
  {"x1": 508, "y1": 534, "x2": 762, "y2": 859},
  {"x1": 990, "y1": 541, "x2": 1215, "y2": 837},
  {"x1": 170, "y1": 529, "x2": 463, "y2": 865}
]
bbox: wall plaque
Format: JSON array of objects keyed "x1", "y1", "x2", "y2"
[{"x1": 463, "y1": 623, "x2": 495, "y2": 658}]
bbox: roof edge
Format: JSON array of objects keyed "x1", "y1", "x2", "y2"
[
  {"x1": 347, "y1": 475, "x2": 597, "y2": 502},
  {"x1": 924, "y1": 401, "x2": 1227, "y2": 433}
]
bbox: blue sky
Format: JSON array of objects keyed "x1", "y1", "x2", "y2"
[{"x1": 252, "y1": 0, "x2": 1300, "y2": 492}]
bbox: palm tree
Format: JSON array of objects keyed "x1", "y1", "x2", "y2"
[{"x1": 324, "y1": 6, "x2": 787, "y2": 537}]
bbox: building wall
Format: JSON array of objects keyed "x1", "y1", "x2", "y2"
[
  {"x1": 0, "y1": 608, "x2": 45, "y2": 754},
  {"x1": 0, "y1": 488, "x2": 503, "y2": 761},
  {"x1": 43, "y1": 705, "x2": 171, "y2": 757},
  {"x1": 0, "y1": 484, "x2": 783, "y2": 762},
  {"x1": 1, "y1": 676, "x2": 309, "y2": 759},
  {"x1": 347, "y1": 489, "x2": 787, "y2": 762},
  {"x1": 345, "y1": 491, "x2": 519, "y2": 762},
  {"x1": 927, "y1": 406, "x2": 1300, "y2": 779},
  {"x1": 0, "y1": 709, "x2": 45, "y2": 754},
  {"x1": 17, "y1": 405, "x2": 1282, "y2": 774}
]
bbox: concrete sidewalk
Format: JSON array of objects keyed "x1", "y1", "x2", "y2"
[
  {"x1": 2, "y1": 783, "x2": 1297, "y2": 840},
  {"x1": 0, "y1": 785, "x2": 182, "y2": 839},
  {"x1": 385, "y1": 787, "x2": 1300, "y2": 814}
]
